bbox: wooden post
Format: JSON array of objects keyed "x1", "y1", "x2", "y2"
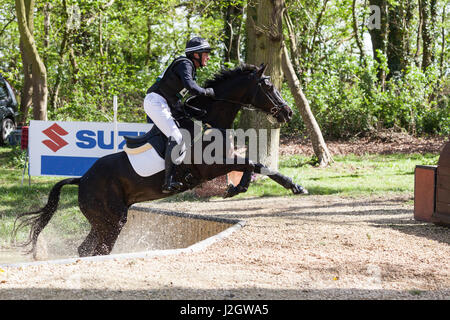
[{"x1": 433, "y1": 142, "x2": 450, "y2": 226}]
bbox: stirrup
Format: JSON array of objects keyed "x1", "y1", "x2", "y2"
[{"x1": 162, "y1": 181, "x2": 183, "y2": 193}]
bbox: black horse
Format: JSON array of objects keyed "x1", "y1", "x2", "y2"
[{"x1": 14, "y1": 63, "x2": 308, "y2": 257}]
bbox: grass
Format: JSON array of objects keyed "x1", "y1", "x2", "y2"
[
  {"x1": 0, "y1": 147, "x2": 88, "y2": 246},
  {"x1": 228, "y1": 152, "x2": 439, "y2": 199},
  {"x1": 0, "y1": 145, "x2": 440, "y2": 245}
]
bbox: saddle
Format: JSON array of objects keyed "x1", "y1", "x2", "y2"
[
  {"x1": 123, "y1": 99, "x2": 208, "y2": 157},
  {"x1": 123, "y1": 119, "x2": 202, "y2": 188},
  {"x1": 123, "y1": 125, "x2": 167, "y2": 158}
]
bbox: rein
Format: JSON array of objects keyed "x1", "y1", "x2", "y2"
[{"x1": 184, "y1": 76, "x2": 287, "y2": 118}]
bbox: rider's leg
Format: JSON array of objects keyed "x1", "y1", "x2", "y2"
[
  {"x1": 144, "y1": 93, "x2": 183, "y2": 144},
  {"x1": 162, "y1": 136, "x2": 184, "y2": 193},
  {"x1": 144, "y1": 93, "x2": 186, "y2": 193}
]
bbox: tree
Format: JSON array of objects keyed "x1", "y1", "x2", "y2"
[
  {"x1": 281, "y1": 43, "x2": 333, "y2": 167},
  {"x1": 15, "y1": 0, "x2": 48, "y2": 121},
  {"x1": 0, "y1": 0, "x2": 446, "y2": 136},
  {"x1": 239, "y1": 0, "x2": 284, "y2": 171},
  {"x1": 281, "y1": 1, "x2": 332, "y2": 166},
  {"x1": 421, "y1": 0, "x2": 438, "y2": 71},
  {"x1": 368, "y1": 0, "x2": 387, "y2": 85},
  {"x1": 223, "y1": 2, "x2": 244, "y2": 63},
  {"x1": 386, "y1": 1, "x2": 408, "y2": 78}
]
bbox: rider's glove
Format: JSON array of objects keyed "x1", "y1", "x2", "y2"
[{"x1": 205, "y1": 88, "x2": 215, "y2": 98}]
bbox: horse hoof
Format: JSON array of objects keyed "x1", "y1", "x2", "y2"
[
  {"x1": 162, "y1": 182, "x2": 183, "y2": 194},
  {"x1": 292, "y1": 184, "x2": 308, "y2": 195},
  {"x1": 223, "y1": 185, "x2": 238, "y2": 198}
]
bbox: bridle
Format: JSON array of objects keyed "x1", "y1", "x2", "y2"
[
  {"x1": 184, "y1": 74, "x2": 288, "y2": 118},
  {"x1": 214, "y1": 75, "x2": 287, "y2": 118}
]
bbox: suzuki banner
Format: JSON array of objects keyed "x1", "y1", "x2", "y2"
[{"x1": 29, "y1": 120, "x2": 152, "y2": 177}]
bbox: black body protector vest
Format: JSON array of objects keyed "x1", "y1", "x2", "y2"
[{"x1": 147, "y1": 56, "x2": 196, "y2": 109}]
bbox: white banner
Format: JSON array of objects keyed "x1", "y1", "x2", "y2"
[{"x1": 29, "y1": 120, "x2": 152, "y2": 177}]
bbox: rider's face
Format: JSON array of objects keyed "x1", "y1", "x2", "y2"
[
  {"x1": 194, "y1": 52, "x2": 210, "y2": 67},
  {"x1": 201, "y1": 52, "x2": 210, "y2": 66}
]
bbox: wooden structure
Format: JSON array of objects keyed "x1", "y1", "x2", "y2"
[
  {"x1": 433, "y1": 141, "x2": 450, "y2": 225},
  {"x1": 414, "y1": 165, "x2": 437, "y2": 222},
  {"x1": 414, "y1": 141, "x2": 450, "y2": 226}
]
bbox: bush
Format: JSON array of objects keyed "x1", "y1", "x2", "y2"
[{"x1": 281, "y1": 51, "x2": 448, "y2": 139}]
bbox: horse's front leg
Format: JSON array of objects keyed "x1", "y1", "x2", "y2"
[
  {"x1": 223, "y1": 169, "x2": 253, "y2": 198},
  {"x1": 207, "y1": 157, "x2": 254, "y2": 198},
  {"x1": 254, "y1": 163, "x2": 308, "y2": 195}
]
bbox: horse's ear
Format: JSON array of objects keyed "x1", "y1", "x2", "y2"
[{"x1": 256, "y1": 63, "x2": 268, "y2": 78}]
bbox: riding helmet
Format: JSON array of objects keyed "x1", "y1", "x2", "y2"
[{"x1": 185, "y1": 37, "x2": 212, "y2": 55}]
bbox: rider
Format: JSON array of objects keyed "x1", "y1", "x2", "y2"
[{"x1": 145, "y1": 37, "x2": 215, "y2": 193}]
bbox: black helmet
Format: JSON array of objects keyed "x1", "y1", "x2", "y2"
[{"x1": 185, "y1": 37, "x2": 212, "y2": 55}]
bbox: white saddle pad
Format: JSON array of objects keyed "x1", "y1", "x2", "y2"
[{"x1": 126, "y1": 147, "x2": 165, "y2": 177}]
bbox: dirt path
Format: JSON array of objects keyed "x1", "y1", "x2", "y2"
[
  {"x1": 0, "y1": 194, "x2": 448, "y2": 300},
  {"x1": 280, "y1": 134, "x2": 447, "y2": 157}
]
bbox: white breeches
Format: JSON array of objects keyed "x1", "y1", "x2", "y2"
[
  {"x1": 144, "y1": 92, "x2": 183, "y2": 144},
  {"x1": 143, "y1": 92, "x2": 185, "y2": 164}
]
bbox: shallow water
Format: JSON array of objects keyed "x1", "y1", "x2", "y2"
[{"x1": 0, "y1": 208, "x2": 232, "y2": 264}]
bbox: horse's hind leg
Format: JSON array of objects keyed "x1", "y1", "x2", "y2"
[
  {"x1": 78, "y1": 228, "x2": 98, "y2": 257},
  {"x1": 92, "y1": 206, "x2": 129, "y2": 256},
  {"x1": 77, "y1": 172, "x2": 129, "y2": 256}
]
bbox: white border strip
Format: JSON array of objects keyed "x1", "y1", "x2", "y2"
[
  {"x1": 185, "y1": 44, "x2": 210, "y2": 53},
  {"x1": 0, "y1": 209, "x2": 245, "y2": 269}
]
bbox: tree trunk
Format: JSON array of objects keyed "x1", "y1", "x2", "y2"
[
  {"x1": 368, "y1": 0, "x2": 388, "y2": 86},
  {"x1": 403, "y1": 0, "x2": 415, "y2": 61},
  {"x1": 352, "y1": 0, "x2": 366, "y2": 67},
  {"x1": 19, "y1": 41, "x2": 33, "y2": 124},
  {"x1": 421, "y1": 0, "x2": 437, "y2": 71},
  {"x1": 18, "y1": 0, "x2": 34, "y2": 124},
  {"x1": 15, "y1": 0, "x2": 48, "y2": 121},
  {"x1": 386, "y1": 1, "x2": 407, "y2": 79},
  {"x1": 239, "y1": 0, "x2": 284, "y2": 171},
  {"x1": 439, "y1": 2, "x2": 446, "y2": 79},
  {"x1": 283, "y1": 10, "x2": 302, "y2": 77},
  {"x1": 414, "y1": 0, "x2": 423, "y2": 66},
  {"x1": 43, "y1": 2, "x2": 51, "y2": 66},
  {"x1": 50, "y1": 0, "x2": 71, "y2": 111},
  {"x1": 146, "y1": 16, "x2": 153, "y2": 65},
  {"x1": 69, "y1": 46, "x2": 79, "y2": 85},
  {"x1": 307, "y1": 0, "x2": 328, "y2": 73},
  {"x1": 245, "y1": 2, "x2": 257, "y2": 64},
  {"x1": 224, "y1": 3, "x2": 244, "y2": 63},
  {"x1": 282, "y1": 43, "x2": 333, "y2": 167}
]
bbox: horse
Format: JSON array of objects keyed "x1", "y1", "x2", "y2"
[{"x1": 13, "y1": 63, "x2": 308, "y2": 258}]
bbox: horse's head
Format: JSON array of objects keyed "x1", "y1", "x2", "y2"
[
  {"x1": 246, "y1": 64, "x2": 293, "y2": 123},
  {"x1": 187, "y1": 64, "x2": 293, "y2": 128}
]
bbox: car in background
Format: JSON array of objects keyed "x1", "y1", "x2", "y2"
[{"x1": 0, "y1": 73, "x2": 18, "y2": 145}]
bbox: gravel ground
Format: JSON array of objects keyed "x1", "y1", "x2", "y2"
[{"x1": 0, "y1": 194, "x2": 448, "y2": 300}]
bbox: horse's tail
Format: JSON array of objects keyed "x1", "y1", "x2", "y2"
[{"x1": 12, "y1": 178, "x2": 81, "y2": 256}]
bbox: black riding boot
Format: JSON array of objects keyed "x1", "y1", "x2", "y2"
[{"x1": 162, "y1": 137, "x2": 183, "y2": 194}]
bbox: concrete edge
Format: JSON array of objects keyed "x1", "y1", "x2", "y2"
[
  {"x1": 130, "y1": 205, "x2": 242, "y2": 224},
  {"x1": 0, "y1": 206, "x2": 245, "y2": 269}
]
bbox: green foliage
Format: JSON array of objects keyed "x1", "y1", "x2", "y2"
[
  {"x1": 0, "y1": 0, "x2": 448, "y2": 137},
  {"x1": 282, "y1": 0, "x2": 448, "y2": 138},
  {"x1": 282, "y1": 51, "x2": 449, "y2": 138}
]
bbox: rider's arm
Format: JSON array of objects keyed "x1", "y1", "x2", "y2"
[{"x1": 174, "y1": 60, "x2": 214, "y2": 97}]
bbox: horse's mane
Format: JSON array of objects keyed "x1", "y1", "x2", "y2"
[{"x1": 204, "y1": 64, "x2": 257, "y2": 88}]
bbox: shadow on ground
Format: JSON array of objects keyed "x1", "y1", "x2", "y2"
[{"x1": 0, "y1": 287, "x2": 448, "y2": 300}]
